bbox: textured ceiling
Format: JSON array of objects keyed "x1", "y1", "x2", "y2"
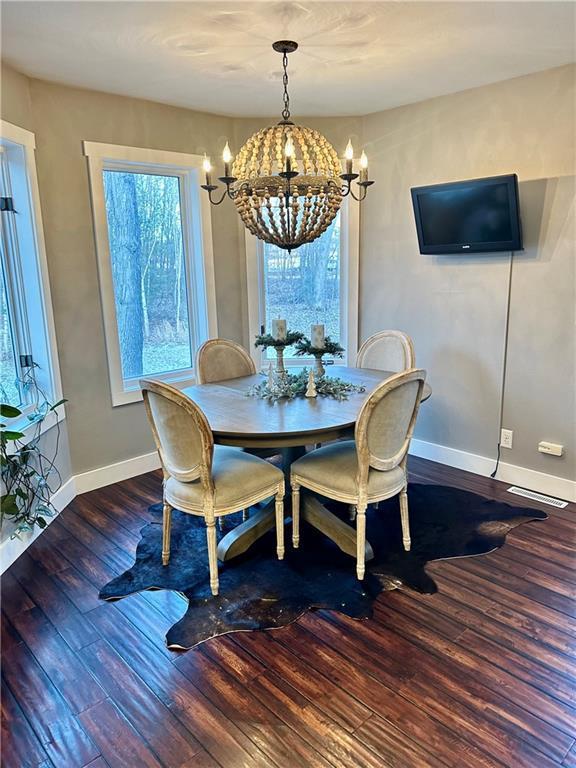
[{"x1": 2, "y1": 1, "x2": 575, "y2": 117}]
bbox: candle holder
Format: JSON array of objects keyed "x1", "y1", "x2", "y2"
[
  {"x1": 254, "y1": 330, "x2": 305, "y2": 378},
  {"x1": 294, "y1": 336, "x2": 345, "y2": 377}
]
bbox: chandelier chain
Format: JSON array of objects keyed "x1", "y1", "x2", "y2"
[{"x1": 281, "y1": 51, "x2": 290, "y2": 121}]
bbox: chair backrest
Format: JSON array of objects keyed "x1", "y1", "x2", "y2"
[
  {"x1": 196, "y1": 338, "x2": 256, "y2": 384},
  {"x1": 356, "y1": 330, "x2": 415, "y2": 373},
  {"x1": 140, "y1": 379, "x2": 213, "y2": 486},
  {"x1": 355, "y1": 369, "x2": 426, "y2": 475}
]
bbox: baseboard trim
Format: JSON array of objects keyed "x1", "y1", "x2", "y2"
[
  {"x1": 410, "y1": 438, "x2": 576, "y2": 503},
  {"x1": 3, "y1": 440, "x2": 572, "y2": 575},
  {"x1": 0, "y1": 477, "x2": 76, "y2": 573},
  {"x1": 74, "y1": 451, "x2": 161, "y2": 494},
  {"x1": 1, "y1": 451, "x2": 161, "y2": 574}
]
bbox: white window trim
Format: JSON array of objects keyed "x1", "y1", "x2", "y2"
[
  {"x1": 83, "y1": 141, "x2": 218, "y2": 406},
  {"x1": 0, "y1": 120, "x2": 65, "y2": 435},
  {"x1": 245, "y1": 197, "x2": 359, "y2": 369}
]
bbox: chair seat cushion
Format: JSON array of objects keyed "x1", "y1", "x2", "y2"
[
  {"x1": 291, "y1": 440, "x2": 405, "y2": 502},
  {"x1": 165, "y1": 445, "x2": 283, "y2": 513}
]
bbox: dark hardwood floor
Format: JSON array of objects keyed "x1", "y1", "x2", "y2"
[{"x1": 2, "y1": 456, "x2": 575, "y2": 768}]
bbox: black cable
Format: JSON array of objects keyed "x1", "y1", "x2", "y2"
[{"x1": 491, "y1": 251, "x2": 514, "y2": 478}]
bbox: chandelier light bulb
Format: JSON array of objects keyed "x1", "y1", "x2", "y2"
[
  {"x1": 222, "y1": 142, "x2": 232, "y2": 177},
  {"x1": 359, "y1": 150, "x2": 368, "y2": 183},
  {"x1": 202, "y1": 155, "x2": 212, "y2": 186},
  {"x1": 344, "y1": 140, "x2": 354, "y2": 175},
  {"x1": 284, "y1": 135, "x2": 295, "y2": 173}
]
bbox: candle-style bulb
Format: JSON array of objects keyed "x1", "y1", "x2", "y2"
[
  {"x1": 344, "y1": 140, "x2": 354, "y2": 160},
  {"x1": 284, "y1": 135, "x2": 295, "y2": 158},
  {"x1": 359, "y1": 151, "x2": 368, "y2": 169},
  {"x1": 222, "y1": 142, "x2": 232, "y2": 163},
  {"x1": 202, "y1": 155, "x2": 212, "y2": 174}
]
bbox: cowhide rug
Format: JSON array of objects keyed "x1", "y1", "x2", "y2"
[{"x1": 99, "y1": 483, "x2": 546, "y2": 650}]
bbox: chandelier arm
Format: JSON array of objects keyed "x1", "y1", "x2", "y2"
[
  {"x1": 348, "y1": 185, "x2": 367, "y2": 203},
  {"x1": 201, "y1": 186, "x2": 229, "y2": 205}
]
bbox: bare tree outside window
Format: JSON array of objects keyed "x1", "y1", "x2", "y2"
[
  {"x1": 262, "y1": 213, "x2": 340, "y2": 357},
  {"x1": 0, "y1": 257, "x2": 20, "y2": 405},
  {"x1": 103, "y1": 171, "x2": 192, "y2": 379}
]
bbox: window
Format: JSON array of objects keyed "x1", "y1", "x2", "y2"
[
  {"x1": 0, "y1": 123, "x2": 63, "y2": 425},
  {"x1": 84, "y1": 143, "x2": 217, "y2": 406},
  {"x1": 262, "y1": 214, "x2": 341, "y2": 360},
  {"x1": 246, "y1": 200, "x2": 359, "y2": 366}
]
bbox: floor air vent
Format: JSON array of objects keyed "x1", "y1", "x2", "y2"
[{"x1": 507, "y1": 486, "x2": 568, "y2": 508}]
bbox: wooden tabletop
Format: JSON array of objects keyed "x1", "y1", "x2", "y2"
[{"x1": 182, "y1": 366, "x2": 431, "y2": 448}]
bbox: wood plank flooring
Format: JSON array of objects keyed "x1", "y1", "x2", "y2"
[{"x1": 1, "y1": 456, "x2": 574, "y2": 767}]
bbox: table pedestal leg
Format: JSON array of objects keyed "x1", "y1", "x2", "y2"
[
  {"x1": 301, "y1": 494, "x2": 374, "y2": 562},
  {"x1": 217, "y1": 499, "x2": 276, "y2": 562}
]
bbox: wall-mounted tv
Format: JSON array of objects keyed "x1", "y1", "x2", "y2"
[{"x1": 411, "y1": 174, "x2": 523, "y2": 254}]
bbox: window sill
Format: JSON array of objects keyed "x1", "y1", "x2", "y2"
[
  {"x1": 8, "y1": 404, "x2": 66, "y2": 441},
  {"x1": 111, "y1": 371, "x2": 197, "y2": 407}
]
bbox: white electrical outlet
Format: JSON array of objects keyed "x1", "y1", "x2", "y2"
[{"x1": 500, "y1": 428, "x2": 513, "y2": 449}]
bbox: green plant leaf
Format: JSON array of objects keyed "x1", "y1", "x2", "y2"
[
  {"x1": 2, "y1": 430, "x2": 25, "y2": 441},
  {"x1": 0, "y1": 404, "x2": 22, "y2": 418},
  {"x1": 36, "y1": 517, "x2": 47, "y2": 529},
  {"x1": 1, "y1": 495, "x2": 19, "y2": 515}
]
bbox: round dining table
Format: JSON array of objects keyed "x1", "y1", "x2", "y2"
[{"x1": 182, "y1": 365, "x2": 431, "y2": 563}]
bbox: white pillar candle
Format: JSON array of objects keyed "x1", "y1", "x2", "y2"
[
  {"x1": 311, "y1": 323, "x2": 325, "y2": 349},
  {"x1": 272, "y1": 318, "x2": 287, "y2": 341}
]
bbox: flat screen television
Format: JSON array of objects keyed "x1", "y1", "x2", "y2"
[{"x1": 411, "y1": 174, "x2": 523, "y2": 254}]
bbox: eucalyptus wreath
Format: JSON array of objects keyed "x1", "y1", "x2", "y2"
[
  {"x1": 247, "y1": 368, "x2": 365, "y2": 403},
  {"x1": 1, "y1": 364, "x2": 66, "y2": 538},
  {"x1": 254, "y1": 330, "x2": 304, "y2": 350},
  {"x1": 294, "y1": 335, "x2": 345, "y2": 359}
]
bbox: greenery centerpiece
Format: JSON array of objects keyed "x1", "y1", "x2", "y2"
[
  {"x1": 247, "y1": 368, "x2": 365, "y2": 403},
  {"x1": 1, "y1": 366, "x2": 66, "y2": 539},
  {"x1": 295, "y1": 335, "x2": 344, "y2": 377},
  {"x1": 254, "y1": 327, "x2": 304, "y2": 376}
]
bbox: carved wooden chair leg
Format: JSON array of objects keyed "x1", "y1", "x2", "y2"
[
  {"x1": 349, "y1": 504, "x2": 357, "y2": 522},
  {"x1": 399, "y1": 487, "x2": 411, "y2": 551},
  {"x1": 275, "y1": 486, "x2": 285, "y2": 560},
  {"x1": 206, "y1": 518, "x2": 219, "y2": 595},
  {"x1": 162, "y1": 502, "x2": 172, "y2": 566},
  {"x1": 356, "y1": 502, "x2": 367, "y2": 580},
  {"x1": 291, "y1": 483, "x2": 300, "y2": 548},
  {"x1": 242, "y1": 509, "x2": 249, "y2": 522}
]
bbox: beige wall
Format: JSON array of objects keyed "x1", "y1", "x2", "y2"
[
  {"x1": 2, "y1": 61, "x2": 574, "y2": 485},
  {"x1": 361, "y1": 64, "x2": 575, "y2": 480}
]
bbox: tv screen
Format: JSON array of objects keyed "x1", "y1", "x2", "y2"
[{"x1": 411, "y1": 174, "x2": 523, "y2": 254}]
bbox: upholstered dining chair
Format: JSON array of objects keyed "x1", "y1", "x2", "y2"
[
  {"x1": 290, "y1": 368, "x2": 426, "y2": 580},
  {"x1": 140, "y1": 379, "x2": 285, "y2": 596},
  {"x1": 196, "y1": 338, "x2": 256, "y2": 384},
  {"x1": 356, "y1": 330, "x2": 415, "y2": 373},
  {"x1": 197, "y1": 338, "x2": 280, "y2": 507}
]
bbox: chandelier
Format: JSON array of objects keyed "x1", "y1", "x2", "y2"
[{"x1": 200, "y1": 41, "x2": 374, "y2": 252}]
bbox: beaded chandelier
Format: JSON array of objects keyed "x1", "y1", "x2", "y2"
[{"x1": 201, "y1": 41, "x2": 374, "y2": 252}]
